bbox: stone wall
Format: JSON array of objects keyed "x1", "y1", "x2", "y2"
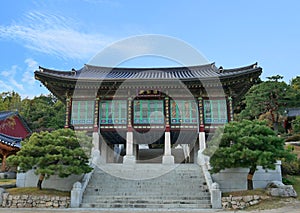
[
  {"x1": 212, "y1": 161, "x2": 282, "y2": 192},
  {"x1": 222, "y1": 195, "x2": 270, "y2": 210},
  {"x1": 16, "y1": 169, "x2": 83, "y2": 191},
  {"x1": 1, "y1": 193, "x2": 70, "y2": 208}
]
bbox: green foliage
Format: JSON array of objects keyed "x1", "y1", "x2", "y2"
[
  {"x1": 281, "y1": 158, "x2": 300, "y2": 176},
  {"x1": 0, "y1": 91, "x2": 22, "y2": 111},
  {"x1": 292, "y1": 116, "x2": 300, "y2": 134},
  {"x1": 238, "y1": 76, "x2": 299, "y2": 130},
  {"x1": 7, "y1": 128, "x2": 92, "y2": 178},
  {"x1": 282, "y1": 177, "x2": 294, "y2": 185},
  {"x1": 291, "y1": 76, "x2": 300, "y2": 92},
  {"x1": 0, "y1": 91, "x2": 65, "y2": 132},
  {"x1": 206, "y1": 120, "x2": 296, "y2": 174},
  {"x1": 20, "y1": 94, "x2": 65, "y2": 131}
]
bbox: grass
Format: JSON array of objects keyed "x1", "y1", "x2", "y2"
[
  {"x1": 6, "y1": 187, "x2": 70, "y2": 197},
  {"x1": 223, "y1": 176, "x2": 300, "y2": 211},
  {"x1": 285, "y1": 175, "x2": 300, "y2": 200},
  {"x1": 226, "y1": 175, "x2": 300, "y2": 211},
  {"x1": 246, "y1": 197, "x2": 297, "y2": 211},
  {"x1": 0, "y1": 179, "x2": 16, "y2": 185}
]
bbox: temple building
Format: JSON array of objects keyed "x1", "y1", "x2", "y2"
[
  {"x1": 0, "y1": 111, "x2": 31, "y2": 171},
  {"x1": 35, "y1": 62, "x2": 262, "y2": 164}
]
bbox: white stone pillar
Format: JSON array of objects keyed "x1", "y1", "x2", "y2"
[
  {"x1": 199, "y1": 132, "x2": 206, "y2": 151},
  {"x1": 91, "y1": 132, "x2": 100, "y2": 164},
  {"x1": 123, "y1": 131, "x2": 136, "y2": 164},
  {"x1": 199, "y1": 124, "x2": 206, "y2": 152},
  {"x1": 70, "y1": 182, "x2": 82, "y2": 208},
  {"x1": 162, "y1": 131, "x2": 174, "y2": 164}
]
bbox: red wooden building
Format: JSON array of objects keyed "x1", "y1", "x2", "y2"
[{"x1": 0, "y1": 111, "x2": 31, "y2": 171}]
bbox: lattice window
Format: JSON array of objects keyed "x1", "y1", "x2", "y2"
[
  {"x1": 203, "y1": 100, "x2": 228, "y2": 124},
  {"x1": 71, "y1": 101, "x2": 94, "y2": 125},
  {"x1": 99, "y1": 100, "x2": 127, "y2": 124},
  {"x1": 133, "y1": 100, "x2": 164, "y2": 124},
  {"x1": 170, "y1": 100, "x2": 198, "y2": 124}
]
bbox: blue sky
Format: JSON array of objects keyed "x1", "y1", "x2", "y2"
[{"x1": 0, "y1": 0, "x2": 299, "y2": 98}]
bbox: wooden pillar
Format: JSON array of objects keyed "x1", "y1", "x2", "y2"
[
  {"x1": 1, "y1": 153, "x2": 7, "y2": 172},
  {"x1": 198, "y1": 97, "x2": 204, "y2": 126},
  {"x1": 93, "y1": 97, "x2": 99, "y2": 132},
  {"x1": 64, "y1": 96, "x2": 71, "y2": 128},
  {"x1": 162, "y1": 96, "x2": 174, "y2": 164},
  {"x1": 198, "y1": 97, "x2": 206, "y2": 151},
  {"x1": 228, "y1": 96, "x2": 234, "y2": 122}
]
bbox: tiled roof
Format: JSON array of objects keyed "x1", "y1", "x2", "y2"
[
  {"x1": 36, "y1": 62, "x2": 261, "y2": 81},
  {"x1": 0, "y1": 111, "x2": 17, "y2": 121},
  {"x1": 287, "y1": 108, "x2": 300, "y2": 117},
  {"x1": 0, "y1": 111, "x2": 31, "y2": 133},
  {"x1": 0, "y1": 133, "x2": 21, "y2": 149}
]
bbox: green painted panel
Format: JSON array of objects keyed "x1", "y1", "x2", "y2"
[
  {"x1": 99, "y1": 100, "x2": 127, "y2": 124},
  {"x1": 71, "y1": 101, "x2": 94, "y2": 125},
  {"x1": 203, "y1": 100, "x2": 227, "y2": 124}
]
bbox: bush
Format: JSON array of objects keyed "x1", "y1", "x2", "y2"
[
  {"x1": 293, "y1": 116, "x2": 300, "y2": 134},
  {"x1": 282, "y1": 177, "x2": 294, "y2": 185},
  {"x1": 281, "y1": 158, "x2": 300, "y2": 176}
]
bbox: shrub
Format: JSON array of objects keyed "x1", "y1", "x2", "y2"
[
  {"x1": 292, "y1": 116, "x2": 300, "y2": 134},
  {"x1": 281, "y1": 158, "x2": 300, "y2": 176},
  {"x1": 282, "y1": 177, "x2": 294, "y2": 185}
]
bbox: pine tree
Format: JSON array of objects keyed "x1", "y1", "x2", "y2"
[
  {"x1": 7, "y1": 128, "x2": 92, "y2": 189},
  {"x1": 205, "y1": 120, "x2": 296, "y2": 190}
]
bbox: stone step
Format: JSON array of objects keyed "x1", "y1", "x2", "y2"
[
  {"x1": 81, "y1": 203, "x2": 212, "y2": 209},
  {"x1": 82, "y1": 195, "x2": 211, "y2": 200},
  {"x1": 86, "y1": 182, "x2": 207, "y2": 187},
  {"x1": 86, "y1": 186, "x2": 208, "y2": 194},
  {"x1": 83, "y1": 192, "x2": 210, "y2": 197},
  {"x1": 84, "y1": 188, "x2": 209, "y2": 193},
  {"x1": 81, "y1": 164, "x2": 211, "y2": 209}
]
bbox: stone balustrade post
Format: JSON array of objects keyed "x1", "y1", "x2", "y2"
[{"x1": 70, "y1": 182, "x2": 82, "y2": 208}]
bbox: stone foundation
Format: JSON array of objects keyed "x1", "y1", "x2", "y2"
[
  {"x1": 222, "y1": 195, "x2": 270, "y2": 210},
  {"x1": 1, "y1": 193, "x2": 70, "y2": 208}
]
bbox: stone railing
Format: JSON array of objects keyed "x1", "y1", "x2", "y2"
[
  {"x1": 222, "y1": 195, "x2": 270, "y2": 210},
  {"x1": 1, "y1": 193, "x2": 70, "y2": 208},
  {"x1": 70, "y1": 163, "x2": 95, "y2": 208},
  {"x1": 197, "y1": 151, "x2": 222, "y2": 209}
]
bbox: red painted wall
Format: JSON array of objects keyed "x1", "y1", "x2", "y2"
[{"x1": 0, "y1": 116, "x2": 30, "y2": 139}]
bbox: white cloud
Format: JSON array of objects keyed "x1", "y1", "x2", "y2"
[
  {"x1": 0, "y1": 80, "x2": 13, "y2": 91},
  {"x1": 0, "y1": 11, "x2": 114, "y2": 60},
  {"x1": 0, "y1": 58, "x2": 51, "y2": 99},
  {"x1": 22, "y1": 58, "x2": 38, "y2": 85},
  {"x1": 0, "y1": 65, "x2": 24, "y2": 91}
]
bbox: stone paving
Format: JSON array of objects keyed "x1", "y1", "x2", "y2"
[{"x1": 0, "y1": 202, "x2": 300, "y2": 213}]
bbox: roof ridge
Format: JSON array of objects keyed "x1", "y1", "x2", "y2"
[
  {"x1": 222, "y1": 62, "x2": 259, "y2": 73},
  {"x1": 83, "y1": 62, "x2": 216, "y2": 71}
]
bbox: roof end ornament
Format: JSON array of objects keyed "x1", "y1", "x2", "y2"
[
  {"x1": 218, "y1": 66, "x2": 223, "y2": 73},
  {"x1": 71, "y1": 68, "x2": 76, "y2": 75}
]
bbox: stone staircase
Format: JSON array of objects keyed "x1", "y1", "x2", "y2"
[{"x1": 81, "y1": 164, "x2": 212, "y2": 208}]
